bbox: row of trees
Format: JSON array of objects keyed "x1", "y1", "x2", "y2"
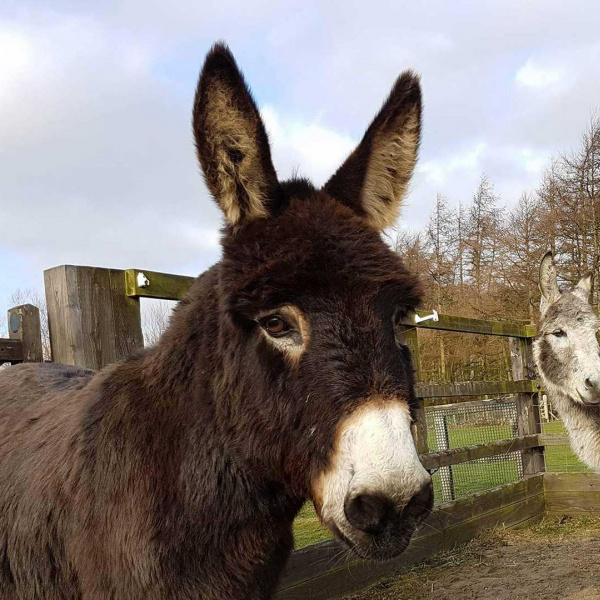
[{"x1": 392, "y1": 116, "x2": 600, "y2": 383}]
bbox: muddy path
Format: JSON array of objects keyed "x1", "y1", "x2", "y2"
[{"x1": 346, "y1": 518, "x2": 600, "y2": 600}]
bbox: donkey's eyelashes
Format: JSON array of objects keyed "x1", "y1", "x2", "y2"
[
  {"x1": 552, "y1": 329, "x2": 567, "y2": 338},
  {"x1": 254, "y1": 304, "x2": 310, "y2": 366},
  {"x1": 259, "y1": 315, "x2": 292, "y2": 338}
]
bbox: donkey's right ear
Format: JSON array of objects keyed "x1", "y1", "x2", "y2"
[
  {"x1": 574, "y1": 272, "x2": 593, "y2": 301},
  {"x1": 193, "y1": 43, "x2": 279, "y2": 227},
  {"x1": 539, "y1": 251, "x2": 560, "y2": 314},
  {"x1": 323, "y1": 72, "x2": 421, "y2": 231}
]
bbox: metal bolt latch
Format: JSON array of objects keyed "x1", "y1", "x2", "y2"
[
  {"x1": 137, "y1": 272, "x2": 150, "y2": 288},
  {"x1": 414, "y1": 310, "x2": 439, "y2": 324}
]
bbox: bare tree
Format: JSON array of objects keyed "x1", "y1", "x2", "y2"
[
  {"x1": 142, "y1": 300, "x2": 176, "y2": 347},
  {"x1": 497, "y1": 192, "x2": 544, "y2": 319},
  {"x1": 464, "y1": 175, "x2": 502, "y2": 299},
  {"x1": 425, "y1": 194, "x2": 457, "y2": 379}
]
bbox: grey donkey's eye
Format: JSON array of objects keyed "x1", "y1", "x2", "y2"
[{"x1": 552, "y1": 329, "x2": 566, "y2": 338}]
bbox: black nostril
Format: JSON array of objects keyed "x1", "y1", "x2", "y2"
[
  {"x1": 344, "y1": 493, "x2": 394, "y2": 535},
  {"x1": 585, "y1": 377, "x2": 595, "y2": 390}
]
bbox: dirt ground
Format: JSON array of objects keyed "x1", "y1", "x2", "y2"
[{"x1": 347, "y1": 517, "x2": 600, "y2": 600}]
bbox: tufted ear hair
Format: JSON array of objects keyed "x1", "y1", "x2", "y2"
[
  {"x1": 323, "y1": 71, "x2": 422, "y2": 231},
  {"x1": 574, "y1": 272, "x2": 593, "y2": 302},
  {"x1": 193, "y1": 43, "x2": 280, "y2": 227},
  {"x1": 539, "y1": 251, "x2": 560, "y2": 315}
]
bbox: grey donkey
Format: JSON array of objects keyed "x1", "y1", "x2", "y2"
[{"x1": 535, "y1": 251, "x2": 600, "y2": 470}]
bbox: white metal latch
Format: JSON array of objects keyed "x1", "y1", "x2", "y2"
[
  {"x1": 137, "y1": 272, "x2": 150, "y2": 288},
  {"x1": 414, "y1": 310, "x2": 439, "y2": 324}
]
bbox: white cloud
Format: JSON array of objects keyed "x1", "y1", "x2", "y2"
[
  {"x1": 419, "y1": 142, "x2": 487, "y2": 185},
  {"x1": 515, "y1": 58, "x2": 564, "y2": 89},
  {"x1": 3, "y1": 0, "x2": 600, "y2": 319},
  {"x1": 261, "y1": 104, "x2": 356, "y2": 185},
  {"x1": 0, "y1": 31, "x2": 34, "y2": 101}
]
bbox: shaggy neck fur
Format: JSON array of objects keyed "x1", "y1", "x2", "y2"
[{"x1": 118, "y1": 266, "x2": 304, "y2": 598}]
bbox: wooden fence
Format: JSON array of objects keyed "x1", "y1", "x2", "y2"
[
  {"x1": 0, "y1": 304, "x2": 43, "y2": 365},
  {"x1": 41, "y1": 265, "x2": 600, "y2": 600}
]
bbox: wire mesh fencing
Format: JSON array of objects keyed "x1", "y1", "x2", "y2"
[{"x1": 425, "y1": 398, "x2": 523, "y2": 504}]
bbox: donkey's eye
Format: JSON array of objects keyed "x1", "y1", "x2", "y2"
[
  {"x1": 552, "y1": 329, "x2": 566, "y2": 338},
  {"x1": 259, "y1": 316, "x2": 291, "y2": 337}
]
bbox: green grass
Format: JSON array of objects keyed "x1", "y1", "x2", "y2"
[
  {"x1": 292, "y1": 420, "x2": 591, "y2": 549},
  {"x1": 293, "y1": 502, "x2": 330, "y2": 549},
  {"x1": 541, "y1": 420, "x2": 592, "y2": 473},
  {"x1": 438, "y1": 423, "x2": 513, "y2": 449}
]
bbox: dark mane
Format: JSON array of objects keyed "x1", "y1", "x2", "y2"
[{"x1": 279, "y1": 177, "x2": 317, "y2": 200}]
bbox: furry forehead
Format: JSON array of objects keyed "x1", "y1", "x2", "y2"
[{"x1": 220, "y1": 195, "x2": 422, "y2": 309}]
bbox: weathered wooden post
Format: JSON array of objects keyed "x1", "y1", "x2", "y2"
[
  {"x1": 510, "y1": 335, "x2": 545, "y2": 476},
  {"x1": 44, "y1": 265, "x2": 144, "y2": 370},
  {"x1": 397, "y1": 325, "x2": 429, "y2": 455},
  {"x1": 7, "y1": 304, "x2": 44, "y2": 362}
]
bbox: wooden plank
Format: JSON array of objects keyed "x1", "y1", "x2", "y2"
[
  {"x1": 544, "y1": 472, "x2": 600, "y2": 492},
  {"x1": 7, "y1": 304, "x2": 43, "y2": 362},
  {"x1": 0, "y1": 339, "x2": 23, "y2": 363},
  {"x1": 122, "y1": 275, "x2": 536, "y2": 341},
  {"x1": 544, "y1": 474, "x2": 600, "y2": 515},
  {"x1": 417, "y1": 379, "x2": 539, "y2": 399},
  {"x1": 420, "y1": 435, "x2": 540, "y2": 470},
  {"x1": 539, "y1": 433, "x2": 570, "y2": 446},
  {"x1": 424, "y1": 475, "x2": 543, "y2": 531},
  {"x1": 124, "y1": 269, "x2": 196, "y2": 300},
  {"x1": 399, "y1": 311, "x2": 537, "y2": 338},
  {"x1": 277, "y1": 477, "x2": 544, "y2": 600},
  {"x1": 123, "y1": 274, "x2": 538, "y2": 342},
  {"x1": 44, "y1": 265, "x2": 143, "y2": 369},
  {"x1": 412, "y1": 494, "x2": 544, "y2": 557},
  {"x1": 545, "y1": 492, "x2": 600, "y2": 514},
  {"x1": 425, "y1": 397, "x2": 516, "y2": 412}
]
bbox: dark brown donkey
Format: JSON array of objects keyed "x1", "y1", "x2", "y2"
[{"x1": 0, "y1": 44, "x2": 431, "y2": 599}]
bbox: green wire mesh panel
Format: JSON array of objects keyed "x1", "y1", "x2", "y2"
[{"x1": 426, "y1": 398, "x2": 523, "y2": 504}]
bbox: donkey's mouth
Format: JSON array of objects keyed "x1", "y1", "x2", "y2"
[
  {"x1": 328, "y1": 483, "x2": 433, "y2": 561},
  {"x1": 331, "y1": 516, "x2": 423, "y2": 561}
]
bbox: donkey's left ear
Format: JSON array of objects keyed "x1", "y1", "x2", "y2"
[
  {"x1": 539, "y1": 251, "x2": 560, "y2": 315},
  {"x1": 323, "y1": 71, "x2": 422, "y2": 231},
  {"x1": 574, "y1": 272, "x2": 593, "y2": 301},
  {"x1": 193, "y1": 43, "x2": 280, "y2": 227}
]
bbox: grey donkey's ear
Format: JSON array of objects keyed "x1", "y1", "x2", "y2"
[
  {"x1": 574, "y1": 272, "x2": 593, "y2": 302},
  {"x1": 539, "y1": 251, "x2": 560, "y2": 315}
]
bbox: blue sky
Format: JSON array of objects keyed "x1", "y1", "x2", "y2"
[{"x1": 1, "y1": 0, "x2": 600, "y2": 329}]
